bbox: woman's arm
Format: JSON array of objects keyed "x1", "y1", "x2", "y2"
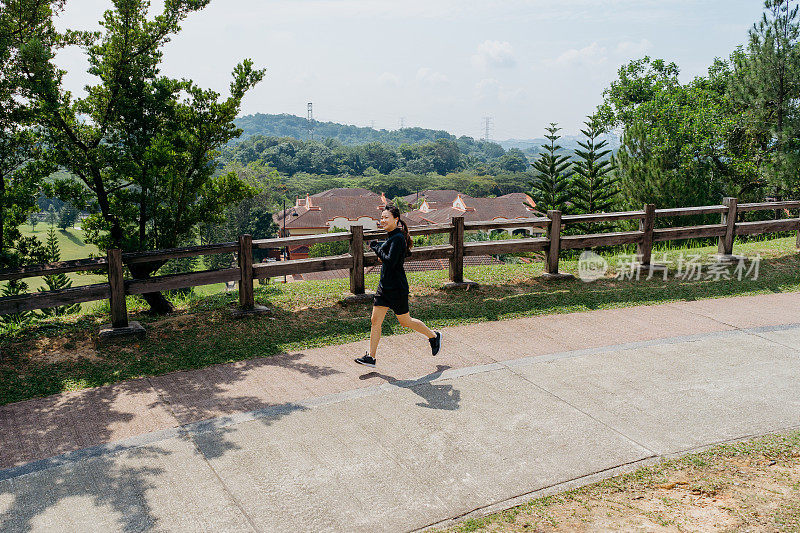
[{"x1": 374, "y1": 235, "x2": 404, "y2": 268}]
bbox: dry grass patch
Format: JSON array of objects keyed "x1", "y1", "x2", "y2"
[{"x1": 442, "y1": 432, "x2": 800, "y2": 533}]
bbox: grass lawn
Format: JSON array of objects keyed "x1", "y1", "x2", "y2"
[
  {"x1": 0, "y1": 234, "x2": 799, "y2": 405},
  {"x1": 17, "y1": 223, "x2": 106, "y2": 293},
  {"x1": 19, "y1": 223, "x2": 99, "y2": 259},
  {"x1": 438, "y1": 430, "x2": 800, "y2": 532}
]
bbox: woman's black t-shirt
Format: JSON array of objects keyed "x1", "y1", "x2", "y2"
[{"x1": 370, "y1": 228, "x2": 409, "y2": 294}]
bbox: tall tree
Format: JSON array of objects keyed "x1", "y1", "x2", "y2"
[
  {"x1": 730, "y1": 0, "x2": 800, "y2": 197},
  {"x1": 0, "y1": 0, "x2": 60, "y2": 270},
  {"x1": 571, "y1": 117, "x2": 619, "y2": 229},
  {"x1": 19, "y1": 0, "x2": 265, "y2": 313},
  {"x1": 597, "y1": 56, "x2": 758, "y2": 212},
  {"x1": 527, "y1": 123, "x2": 573, "y2": 214},
  {"x1": 57, "y1": 202, "x2": 78, "y2": 230}
]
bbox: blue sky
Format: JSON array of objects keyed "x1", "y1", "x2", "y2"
[{"x1": 54, "y1": 0, "x2": 766, "y2": 139}]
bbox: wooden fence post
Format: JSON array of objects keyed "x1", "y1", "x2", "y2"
[
  {"x1": 796, "y1": 218, "x2": 800, "y2": 250},
  {"x1": 718, "y1": 197, "x2": 739, "y2": 260},
  {"x1": 238, "y1": 234, "x2": 254, "y2": 309},
  {"x1": 542, "y1": 210, "x2": 574, "y2": 280},
  {"x1": 637, "y1": 203, "x2": 656, "y2": 266},
  {"x1": 108, "y1": 248, "x2": 128, "y2": 328},
  {"x1": 98, "y1": 248, "x2": 144, "y2": 341},
  {"x1": 349, "y1": 225, "x2": 365, "y2": 295},
  {"x1": 449, "y1": 216, "x2": 464, "y2": 284},
  {"x1": 545, "y1": 210, "x2": 561, "y2": 275},
  {"x1": 231, "y1": 234, "x2": 269, "y2": 316},
  {"x1": 443, "y1": 216, "x2": 476, "y2": 289}
]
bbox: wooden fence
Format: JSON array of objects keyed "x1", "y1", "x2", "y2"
[{"x1": 1, "y1": 197, "x2": 799, "y2": 332}]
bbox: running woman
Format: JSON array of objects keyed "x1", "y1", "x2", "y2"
[{"x1": 354, "y1": 204, "x2": 442, "y2": 367}]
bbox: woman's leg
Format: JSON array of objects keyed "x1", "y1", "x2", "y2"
[
  {"x1": 396, "y1": 313, "x2": 435, "y2": 339},
  {"x1": 370, "y1": 306, "x2": 389, "y2": 357}
]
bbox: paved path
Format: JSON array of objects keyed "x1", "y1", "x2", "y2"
[{"x1": 2, "y1": 292, "x2": 800, "y2": 531}]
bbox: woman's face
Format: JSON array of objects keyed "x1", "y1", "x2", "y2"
[{"x1": 379, "y1": 209, "x2": 397, "y2": 231}]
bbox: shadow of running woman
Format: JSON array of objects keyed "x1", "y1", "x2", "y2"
[{"x1": 358, "y1": 365, "x2": 460, "y2": 411}]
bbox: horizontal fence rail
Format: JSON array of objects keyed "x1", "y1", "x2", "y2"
[
  {"x1": 0, "y1": 257, "x2": 109, "y2": 282},
  {"x1": 561, "y1": 211, "x2": 646, "y2": 224},
  {"x1": 125, "y1": 268, "x2": 241, "y2": 295},
  {"x1": 2, "y1": 197, "x2": 799, "y2": 328},
  {"x1": 737, "y1": 200, "x2": 800, "y2": 212},
  {"x1": 655, "y1": 205, "x2": 728, "y2": 217},
  {"x1": 561, "y1": 231, "x2": 643, "y2": 250},
  {"x1": 464, "y1": 217, "x2": 550, "y2": 231},
  {"x1": 122, "y1": 242, "x2": 239, "y2": 265},
  {"x1": 0, "y1": 283, "x2": 111, "y2": 315}
]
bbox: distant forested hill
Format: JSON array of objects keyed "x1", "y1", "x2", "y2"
[
  {"x1": 234, "y1": 113, "x2": 455, "y2": 145},
  {"x1": 498, "y1": 135, "x2": 620, "y2": 158},
  {"x1": 232, "y1": 114, "x2": 618, "y2": 160}
]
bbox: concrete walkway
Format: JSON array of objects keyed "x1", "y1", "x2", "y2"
[{"x1": 2, "y1": 292, "x2": 800, "y2": 531}]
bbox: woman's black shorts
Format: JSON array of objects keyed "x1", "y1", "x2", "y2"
[{"x1": 373, "y1": 288, "x2": 409, "y2": 315}]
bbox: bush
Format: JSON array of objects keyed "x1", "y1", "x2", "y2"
[{"x1": 308, "y1": 227, "x2": 351, "y2": 257}]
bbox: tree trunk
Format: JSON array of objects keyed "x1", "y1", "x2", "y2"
[
  {"x1": 0, "y1": 175, "x2": 5, "y2": 262},
  {"x1": 128, "y1": 261, "x2": 175, "y2": 314}
]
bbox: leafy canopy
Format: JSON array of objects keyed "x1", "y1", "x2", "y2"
[{"x1": 21, "y1": 0, "x2": 265, "y2": 255}]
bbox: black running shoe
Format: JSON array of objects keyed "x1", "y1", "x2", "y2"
[
  {"x1": 354, "y1": 353, "x2": 376, "y2": 367},
  {"x1": 429, "y1": 331, "x2": 442, "y2": 356}
]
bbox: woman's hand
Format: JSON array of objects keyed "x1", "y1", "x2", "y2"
[{"x1": 369, "y1": 240, "x2": 382, "y2": 262}]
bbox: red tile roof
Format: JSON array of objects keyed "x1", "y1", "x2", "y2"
[
  {"x1": 274, "y1": 195, "x2": 386, "y2": 229},
  {"x1": 408, "y1": 193, "x2": 540, "y2": 224},
  {"x1": 275, "y1": 190, "x2": 429, "y2": 230},
  {"x1": 401, "y1": 190, "x2": 475, "y2": 208},
  {"x1": 312, "y1": 188, "x2": 378, "y2": 198},
  {"x1": 274, "y1": 188, "x2": 540, "y2": 232}
]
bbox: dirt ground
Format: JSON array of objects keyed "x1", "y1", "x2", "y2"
[{"x1": 443, "y1": 434, "x2": 800, "y2": 533}]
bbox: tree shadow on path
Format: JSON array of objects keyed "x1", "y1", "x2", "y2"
[{"x1": 0, "y1": 351, "x2": 338, "y2": 532}]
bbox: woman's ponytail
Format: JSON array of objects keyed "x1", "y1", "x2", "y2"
[
  {"x1": 398, "y1": 219, "x2": 413, "y2": 252},
  {"x1": 385, "y1": 203, "x2": 413, "y2": 253}
]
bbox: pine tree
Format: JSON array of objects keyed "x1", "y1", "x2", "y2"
[
  {"x1": 38, "y1": 227, "x2": 80, "y2": 316},
  {"x1": 731, "y1": 0, "x2": 800, "y2": 197},
  {"x1": 527, "y1": 123, "x2": 573, "y2": 214},
  {"x1": 572, "y1": 117, "x2": 620, "y2": 231},
  {"x1": 0, "y1": 279, "x2": 32, "y2": 328}
]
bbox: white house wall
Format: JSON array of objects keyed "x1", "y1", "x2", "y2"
[{"x1": 327, "y1": 216, "x2": 380, "y2": 231}]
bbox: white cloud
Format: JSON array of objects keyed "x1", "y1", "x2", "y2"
[
  {"x1": 475, "y1": 78, "x2": 501, "y2": 99},
  {"x1": 377, "y1": 72, "x2": 401, "y2": 87},
  {"x1": 261, "y1": 0, "x2": 693, "y2": 24},
  {"x1": 471, "y1": 40, "x2": 517, "y2": 69},
  {"x1": 416, "y1": 67, "x2": 449, "y2": 85},
  {"x1": 615, "y1": 38, "x2": 653, "y2": 57},
  {"x1": 266, "y1": 0, "x2": 464, "y2": 20},
  {"x1": 474, "y1": 78, "x2": 525, "y2": 102},
  {"x1": 550, "y1": 42, "x2": 608, "y2": 67}
]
